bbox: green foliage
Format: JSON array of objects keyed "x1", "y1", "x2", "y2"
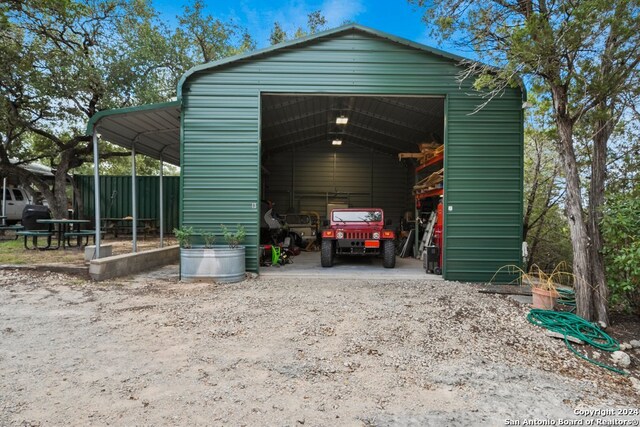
[
  {"x1": 200, "y1": 229, "x2": 216, "y2": 248},
  {"x1": 174, "y1": 226, "x2": 194, "y2": 249},
  {"x1": 177, "y1": 0, "x2": 255, "y2": 64},
  {"x1": 269, "y1": 22, "x2": 287, "y2": 45},
  {"x1": 220, "y1": 224, "x2": 245, "y2": 248},
  {"x1": 1, "y1": 0, "x2": 251, "y2": 216},
  {"x1": 522, "y1": 90, "x2": 572, "y2": 271},
  {"x1": 602, "y1": 192, "x2": 640, "y2": 311},
  {"x1": 269, "y1": 10, "x2": 327, "y2": 45}
]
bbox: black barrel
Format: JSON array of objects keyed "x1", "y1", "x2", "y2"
[{"x1": 21, "y1": 205, "x2": 51, "y2": 230}]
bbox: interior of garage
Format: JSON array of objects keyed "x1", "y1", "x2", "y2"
[{"x1": 259, "y1": 93, "x2": 445, "y2": 271}]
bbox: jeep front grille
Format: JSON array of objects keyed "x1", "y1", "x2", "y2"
[{"x1": 345, "y1": 231, "x2": 372, "y2": 239}]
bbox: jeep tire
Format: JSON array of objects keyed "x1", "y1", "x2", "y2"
[
  {"x1": 383, "y1": 240, "x2": 396, "y2": 268},
  {"x1": 321, "y1": 239, "x2": 334, "y2": 267}
]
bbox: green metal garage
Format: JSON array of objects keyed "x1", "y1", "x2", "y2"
[{"x1": 87, "y1": 24, "x2": 524, "y2": 282}]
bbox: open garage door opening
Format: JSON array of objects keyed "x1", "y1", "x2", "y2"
[{"x1": 258, "y1": 93, "x2": 445, "y2": 276}]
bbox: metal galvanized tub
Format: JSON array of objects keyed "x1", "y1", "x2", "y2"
[{"x1": 180, "y1": 246, "x2": 245, "y2": 283}]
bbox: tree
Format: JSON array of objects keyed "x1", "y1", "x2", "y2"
[
  {"x1": 1, "y1": 0, "x2": 253, "y2": 218},
  {"x1": 269, "y1": 22, "x2": 287, "y2": 45},
  {"x1": 412, "y1": 0, "x2": 640, "y2": 324},
  {"x1": 269, "y1": 10, "x2": 328, "y2": 45},
  {"x1": 177, "y1": 0, "x2": 254, "y2": 64},
  {"x1": 522, "y1": 94, "x2": 567, "y2": 271}
]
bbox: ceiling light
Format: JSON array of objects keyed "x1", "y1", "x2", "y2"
[
  {"x1": 336, "y1": 116, "x2": 348, "y2": 125},
  {"x1": 332, "y1": 139, "x2": 342, "y2": 146}
]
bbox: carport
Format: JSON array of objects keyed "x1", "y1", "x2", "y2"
[
  {"x1": 86, "y1": 101, "x2": 180, "y2": 258},
  {"x1": 87, "y1": 24, "x2": 524, "y2": 282}
]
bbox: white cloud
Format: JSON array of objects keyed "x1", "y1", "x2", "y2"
[
  {"x1": 320, "y1": 0, "x2": 365, "y2": 25},
  {"x1": 238, "y1": 0, "x2": 365, "y2": 48}
]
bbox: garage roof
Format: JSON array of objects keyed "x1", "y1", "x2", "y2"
[
  {"x1": 86, "y1": 101, "x2": 181, "y2": 166},
  {"x1": 261, "y1": 94, "x2": 444, "y2": 155},
  {"x1": 85, "y1": 24, "x2": 499, "y2": 166}
]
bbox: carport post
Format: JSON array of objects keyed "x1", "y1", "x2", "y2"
[
  {"x1": 131, "y1": 141, "x2": 137, "y2": 253},
  {"x1": 159, "y1": 156, "x2": 164, "y2": 248},
  {"x1": 92, "y1": 130, "x2": 101, "y2": 259},
  {"x1": 2, "y1": 178, "x2": 6, "y2": 226}
]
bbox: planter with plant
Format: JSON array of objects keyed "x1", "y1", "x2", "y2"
[
  {"x1": 176, "y1": 224, "x2": 246, "y2": 283},
  {"x1": 491, "y1": 263, "x2": 577, "y2": 310}
]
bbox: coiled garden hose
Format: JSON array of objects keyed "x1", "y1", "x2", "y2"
[
  {"x1": 527, "y1": 309, "x2": 626, "y2": 375},
  {"x1": 557, "y1": 288, "x2": 576, "y2": 310}
]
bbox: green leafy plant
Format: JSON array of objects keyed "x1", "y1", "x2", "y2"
[
  {"x1": 173, "y1": 226, "x2": 194, "y2": 249},
  {"x1": 602, "y1": 193, "x2": 640, "y2": 311},
  {"x1": 200, "y1": 229, "x2": 216, "y2": 248},
  {"x1": 220, "y1": 224, "x2": 246, "y2": 249}
]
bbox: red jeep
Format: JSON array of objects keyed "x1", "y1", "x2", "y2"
[{"x1": 321, "y1": 208, "x2": 396, "y2": 268}]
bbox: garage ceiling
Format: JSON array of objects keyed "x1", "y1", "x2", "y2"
[{"x1": 261, "y1": 95, "x2": 445, "y2": 156}]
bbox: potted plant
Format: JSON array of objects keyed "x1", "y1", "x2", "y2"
[
  {"x1": 174, "y1": 226, "x2": 194, "y2": 249},
  {"x1": 176, "y1": 224, "x2": 246, "y2": 283},
  {"x1": 491, "y1": 263, "x2": 576, "y2": 310}
]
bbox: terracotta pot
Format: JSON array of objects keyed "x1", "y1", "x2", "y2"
[{"x1": 531, "y1": 287, "x2": 559, "y2": 310}]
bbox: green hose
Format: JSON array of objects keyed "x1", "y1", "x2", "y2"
[
  {"x1": 557, "y1": 288, "x2": 576, "y2": 310},
  {"x1": 271, "y1": 246, "x2": 281, "y2": 265},
  {"x1": 527, "y1": 309, "x2": 626, "y2": 375}
]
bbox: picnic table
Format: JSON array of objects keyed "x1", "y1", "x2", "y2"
[
  {"x1": 24, "y1": 218, "x2": 92, "y2": 250},
  {"x1": 0, "y1": 216, "x2": 23, "y2": 240},
  {"x1": 102, "y1": 217, "x2": 157, "y2": 238}
]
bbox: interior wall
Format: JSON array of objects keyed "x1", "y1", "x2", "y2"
[{"x1": 263, "y1": 142, "x2": 412, "y2": 225}]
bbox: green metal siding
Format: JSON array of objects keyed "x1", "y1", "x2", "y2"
[
  {"x1": 182, "y1": 30, "x2": 523, "y2": 280},
  {"x1": 75, "y1": 175, "x2": 180, "y2": 233},
  {"x1": 263, "y1": 143, "x2": 413, "y2": 222},
  {"x1": 444, "y1": 95, "x2": 523, "y2": 282}
]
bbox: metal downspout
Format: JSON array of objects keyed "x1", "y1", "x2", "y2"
[
  {"x1": 159, "y1": 155, "x2": 164, "y2": 248},
  {"x1": 2, "y1": 177, "x2": 6, "y2": 226},
  {"x1": 92, "y1": 130, "x2": 101, "y2": 258},
  {"x1": 131, "y1": 141, "x2": 137, "y2": 253}
]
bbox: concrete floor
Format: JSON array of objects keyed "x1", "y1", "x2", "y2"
[{"x1": 259, "y1": 251, "x2": 443, "y2": 280}]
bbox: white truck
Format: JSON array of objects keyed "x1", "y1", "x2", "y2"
[{"x1": 2, "y1": 187, "x2": 33, "y2": 223}]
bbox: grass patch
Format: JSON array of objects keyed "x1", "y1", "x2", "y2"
[
  {"x1": 0, "y1": 236, "x2": 178, "y2": 265},
  {"x1": 0, "y1": 239, "x2": 84, "y2": 265},
  {"x1": 0, "y1": 240, "x2": 26, "y2": 264}
]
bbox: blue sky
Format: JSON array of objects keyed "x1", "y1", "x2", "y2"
[{"x1": 152, "y1": 0, "x2": 464, "y2": 55}]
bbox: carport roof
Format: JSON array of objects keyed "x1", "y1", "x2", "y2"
[{"x1": 86, "y1": 100, "x2": 181, "y2": 166}]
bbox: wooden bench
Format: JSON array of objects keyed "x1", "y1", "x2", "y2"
[
  {"x1": 0, "y1": 225, "x2": 24, "y2": 240},
  {"x1": 64, "y1": 230, "x2": 99, "y2": 248},
  {"x1": 16, "y1": 230, "x2": 54, "y2": 250}
]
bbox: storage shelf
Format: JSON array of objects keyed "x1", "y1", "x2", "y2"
[
  {"x1": 415, "y1": 153, "x2": 444, "y2": 173},
  {"x1": 415, "y1": 188, "x2": 444, "y2": 200},
  {"x1": 415, "y1": 187, "x2": 443, "y2": 208}
]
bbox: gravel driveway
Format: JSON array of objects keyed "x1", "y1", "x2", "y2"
[{"x1": 0, "y1": 267, "x2": 638, "y2": 426}]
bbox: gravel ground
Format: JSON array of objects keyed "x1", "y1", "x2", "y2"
[{"x1": 0, "y1": 267, "x2": 638, "y2": 426}]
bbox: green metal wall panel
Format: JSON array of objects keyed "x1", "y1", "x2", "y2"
[
  {"x1": 182, "y1": 30, "x2": 523, "y2": 279},
  {"x1": 75, "y1": 175, "x2": 180, "y2": 233},
  {"x1": 444, "y1": 94, "x2": 523, "y2": 282},
  {"x1": 263, "y1": 142, "x2": 412, "y2": 223}
]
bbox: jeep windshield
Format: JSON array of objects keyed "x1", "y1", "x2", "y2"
[{"x1": 332, "y1": 210, "x2": 382, "y2": 223}]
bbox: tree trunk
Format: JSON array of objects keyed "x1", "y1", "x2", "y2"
[
  {"x1": 588, "y1": 111, "x2": 613, "y2": 325},
  {"x1": 70, "y1": 176, "x2": 85, "y2": 220},
  {"x1": 51, "y1": 150, "x2": 73, "y2": 219},
  {"x1": 556, "y1": 117, "x2": 594, "y2": 320}
]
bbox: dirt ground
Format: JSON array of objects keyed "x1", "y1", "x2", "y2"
[{"x1": 0, "y1": 267, "x2": 639, "y2": 426}]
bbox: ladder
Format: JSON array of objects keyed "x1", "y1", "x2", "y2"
[{"x1": 418, "y1": 211, "x2": 437, "y2": 260}]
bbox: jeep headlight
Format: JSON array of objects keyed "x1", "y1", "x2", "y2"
[
  {"x1": 372, "y1": 232, "x2": 380, "y2": 239},
  {"x1": 336, "y1": 231, "x2": 344, "y2": 239}
]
